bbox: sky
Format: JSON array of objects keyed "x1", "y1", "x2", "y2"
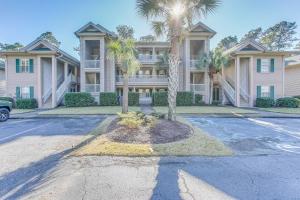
[{"x1": 1, "y1": 0, "x2": 300, "y2": 58}]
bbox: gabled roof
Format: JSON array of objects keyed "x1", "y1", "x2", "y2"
[
  {"x1": 189, "y1": 21, "x2": 216, "y2": 37},
  {"x1": 75, "y1": 22, "x2": 117, "y2": 38},
  {"x1": 0, "y1": 38, "x2": 79, "y2": 66},
  {"x1": 224, "y1": 39, "x2": 267, "y2": 55}
]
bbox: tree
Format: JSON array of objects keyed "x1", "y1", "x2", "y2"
[
  {"x1": 260, "y1": 21, "x2": 298, "y2": 51},
  {"x1": 116, "y1": 25, "x2": 134, "y2": 39},
  {"x1": 0, "y1": 42, "x2": 23, "y2": 51},
  {"x1": 295, "y1": 41, "x2": 300, "y2": 50},
  {"x1": 216, "y1": 36, "x2": 238, "y2": 50},
  {"x1": 38, "y1": 32, "x2": 61, "y2": 47},
  {"x1": 140, "y1": 35, "x2": 156, "y2": 42},
  {"x1": 241, "y1": 27, "x2": 262, "y2": 42},
  {"x1": 196, "y1": 48, "x2": 229, "y2": 103},
  {"x1": 107, "y1": 38, "x2": 140, "y2": 113},
  {"x1": 137, "y1": 0, "x2": 220, "y2": 121}
]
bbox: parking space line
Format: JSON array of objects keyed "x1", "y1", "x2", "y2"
[{"x1": 0, "y1": 123, "x2": 51, "y2": 143}]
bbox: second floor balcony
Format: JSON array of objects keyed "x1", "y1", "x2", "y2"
[
  {"x1": 116, "y1": 75, "x2": 168, "y2": 84},
  {"x1": 84, "y1": 60, "x2": 101, "y2": 69},
  {"x1": 138, "y1": 54, "x2": 159, "y2": 63}
]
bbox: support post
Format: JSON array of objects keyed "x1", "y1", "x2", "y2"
[
  {"x1": 37, "y1": 56, "x2": 42, "y2": 108},
  {"x1": 235, "y1": 57, "x2": 240, "y2": 107},
  {"x1": 51, "y1": 56, "x2": 57, "y2": 108}
]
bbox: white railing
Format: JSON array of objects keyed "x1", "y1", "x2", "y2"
[
  {"x1": 56, "y1": 73, "x2": 72, "y2": 102},
  {"x1": 138, "y1": 54, "x2": 159, "y2": 63},
  {"x1": 85, "y1": 84, "x2": 100, "y2": 93},
  {"x1": 84, "y1": 60, "x2": 101, "y2": 69},
  {"x1": 71, "y1": 74, "x2": 77, "y2": 83},
  {"x1": 218, "y1": 74, "x2": 236, "y2": 105},
  {"x1": 190, "y1": 84, "x2": 205, "y2": 92},
  {"x1": 116, "y1": 75, "x2": 168, "y2": 83},
  {"x1": 0, "y1": 80, "x2": 6, "y2": 96},
  {"x1": 42, "y1": 88, "x2": 52, "y2": 103},
  {"x1": 240, "y1": 87, "x2": 250, "y2": 102}
]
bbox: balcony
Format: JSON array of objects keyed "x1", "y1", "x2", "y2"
[
  {"x1": 85, "y1": 84, "x2": 100, "y2": 93},
  {"x1": 116, "y1": 75, "x2": 168, "y2": 84},
  {"x1": 190, "y1": 84, "x2": 205, "y2": 93},
  {"x1": 84, "y1": 60, "x2": 101, "y2": 69},
  {"x1": 138, "y1": 55, "x2": 159, "y2": 64}
]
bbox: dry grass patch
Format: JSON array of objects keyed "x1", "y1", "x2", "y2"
[
  {"x1": 11, "y1": 109, "x2": 35, "y2": 114},
  {"x1": 260, "y1": 107, "x2": 300, "y2": 114},
  {"x1": 154, "y1": 106, "x2": 257, "y2": 114}
]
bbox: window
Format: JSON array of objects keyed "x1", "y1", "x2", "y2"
[
  {"x1": 20, "y1": 59, "x2": 30, "y2": 73},
  {"x1": 21, "y1": 87, "x2": 30, "y2": 98},
  {"x1": 213, "y1": 87, "x2": 220, "y2": 101},
  {"x1": 261, "y1": 59, "x2": 270, "y2": 73},
  {"x1": 261, "y1": 86, "x2": 270, "y2": 97}
]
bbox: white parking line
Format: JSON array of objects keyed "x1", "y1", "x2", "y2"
[{"x1": 0, "y1": 123, "x2": 51, "y2": 143}]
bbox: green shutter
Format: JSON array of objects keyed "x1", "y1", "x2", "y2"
[
  {"x1": 16, "y1": 87, "x2": 21, "y2": 99},
  {"x1": 29, "y1": 59, "x2": 34, "y2": 73},
  {"x1": 257, "y1": 86, "x2": 261, "y2": 98},
  {"x1": 16, "y1": 59, "x2": 20, "y2": 73},
  {"x1": 256, "y1": 59, "x2": 261, "y2": 73},
  {"x1": 270, "y1": 58, "x2": 275, "y2": 72},
  {"x1": 270, "y1": 86, "x2": 275, "y2": 99},
  {"x1": 30, "y1": 86, "x2": 34, "y2": 98}
]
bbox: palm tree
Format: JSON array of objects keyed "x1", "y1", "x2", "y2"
[
  {"x1": 136, "y1": 0, "x2": 220, "y2": 121},
  {"x1": 196, "y1": 47, "x2": 229, "y2": 103},
  {"x1": 107, "y1": 38, "x2": 141, "y2": 113}
]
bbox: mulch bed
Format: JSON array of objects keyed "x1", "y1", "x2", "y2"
[{"x1": 106, "y1": 119, "x2": 193, "y2": 144}]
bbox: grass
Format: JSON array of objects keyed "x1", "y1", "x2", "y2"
[
  {"x1": 39, "y1": 106, "x2": 140, "y2": 115},
  {"x1": 11, "y1": 109, "x2": 35, "y2": 114},
  {"x1": 73, "y1": 116, "x2": 233, "y2": 157},
  {"x1": 153, "y1": 106, "x2": 257, "y2": 114},
  {"x1": 260, "y1": 107, "x2": 300, "y2": 114}
]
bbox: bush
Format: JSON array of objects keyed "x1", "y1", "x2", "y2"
[
  {"x1": 64, "y1": 92, "x2": 95, "y2": 107},
  {"x1": 0, "y1": 97, "x2": 15, "y2": 108},
  {"x1": 152, "y1": 92, "x2": 168, "y2": 106},
  {"x1": 256, "y1": 97, "x2": 275, "y2": 108},
  {"x1": 16, "y1": 98, "x2": 38, "y2": 109},
  {"x1": 117, "y1": 111, "x2": 156, "y2": 129},
  {"x1": 176, "y1": 91, "x2": 193, "y2": 106},
  {"x1": 293, "y1": 95, "x2": 300, "y2": 99},
  {"x1": 100, "y1": 92, "x2": 119, "y2": 106},
  {"x1": 128, "y1": 92, "x2": 139, "y2": 106},
  {"x1": 276, "y1": 97, "x2": 300, "y2": 108},
  {"x1": 194, "y1": 94, "x2": 205, "y2": 106}
]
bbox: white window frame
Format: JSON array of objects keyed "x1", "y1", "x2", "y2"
[
  {"x1": 20, "y1": 58, "x2": 30, "y2": 73},
  {"x1": 21, "y1": 87, "x2": 30, "y2": 99},
  {"x1": 261, "y1": 86, "x2": 270, "y2": 98},
  {"x1": 261, "y1": 59, "x2": 271, "y2": 73}
]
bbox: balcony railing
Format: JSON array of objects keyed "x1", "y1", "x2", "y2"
[
  {"x1": 84, "y1": 60, "x2": 101, "y2": 69},
  {"x1": 190, "y1": 84, "x2": 205, "y2": 92},
  {"x1": 116, "y1": 75, "x2": 168, "y2": 83},
  {"x1": 85, "y1": 84, "x2": 100, "y2": 93},
  {"x1": 138, "y1": 55, "x2": 159, "y2": 63}
]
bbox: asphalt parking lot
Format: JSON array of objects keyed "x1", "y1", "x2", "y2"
[{"x1": 186, "y1": 117, "x2": 300, "y2": 155}]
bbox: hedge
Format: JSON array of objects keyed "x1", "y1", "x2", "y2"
[
  {"x1": 64, "y1": 92, "x2": 95, "y2": 107},
  {"x1": 256, "y1": 97, "x2": 275, "y2": 108},
  {"x1": 0, "y1": 97, "x2": 15, "y2": 108},
  {"x1": 276, "y1": 97, "x2": 300, "y2": 108},
  {"x1": 100, "y1": 92, "x2": 119, "y2": 106},
  {"x1": 293, "y1": 95, "x2": 300, "y2": 99},
  {"x1": 152, "y1": 92, "x2": 168, "y2": 106},
  {"x1": 16, "y1": 98, "x2": 38, "y2": 109},
  {"x1": 128, "y1": 92, "x2": 139, "y2": 106},
  {"x1": 176, "y1": 91, "x2": 193, "y2": 106},
  {"x1": 194, "y1": 94, "x2": 205, "y2": 106}
]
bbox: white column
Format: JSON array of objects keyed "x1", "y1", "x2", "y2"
[
  {"x1": 282, "y1": 56, "x2": 285, "y2": 97},
  {"x1": 64, "y1": 62, "x2": 68, "y2": 81},
  {"x1": 235, "y1": 57, "x2": 240, "y2": 107},
  {"x1": 249, "y1": 56, "x2": 254, "y2": 107},
  {"x1": 185, "y1": 38, "x2": 191, "y2": 91},
  {"x1": 204, "y1": 71, "x2": 209, "y2": 104},
  {"x1": 80, "y1": 39, "x2": 85, "y2": 92},
  {"x1": 100, "y1": 38, "x2": 105, "y2": 92},
  {"x1": 51, "y1": 56, "x2": 57, "y2": 108},
  {"x1": 37, "y1": 56, "x2": 42, "y2": 108}
]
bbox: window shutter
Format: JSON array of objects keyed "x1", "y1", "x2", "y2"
[
  {"x1": 270, "y1": 58, "x2": 275, "y2": 72},
  {"x1": 29, "y1": 59, "x2": 34, "y2": 73},
  {"x1": 270, "y1": 86, "x2": 275, "y2": 99},
  {"x1": 257, "y1": 86, "x2": 261, "y2": 98},
  {"x1": 16, "y1": 87, "x2": 21, "y2": 99},
  {"x1": 256, "y1": 59, "x2": 261, "y2": 73},
  {"x1": 16, "y1": 59, "x2": 20, "y2": 73},
  {"x1": 30, "y1": 86, "x2": 34, "y2": 98}
]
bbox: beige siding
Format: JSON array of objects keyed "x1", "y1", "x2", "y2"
[
  {"x1": 285, "y1": 65, "x2": 300, "y2": 97},
  {"x1": 224, "y1": 61, "x2": 235, "y2": 86},
  {"x1": 6, "y1": 56, "x2": 38, "y2": 98},
  {"x1": 252, "y1": 56, "x2": 284, "y2": 100}
]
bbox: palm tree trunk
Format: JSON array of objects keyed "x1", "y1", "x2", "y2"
[{"x1": 122, "y1": 73, "x2": 129, "y2": 113}]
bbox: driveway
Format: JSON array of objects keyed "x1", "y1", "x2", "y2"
[
  {"x1": 186, "y1": 117, "x2": 300, "y2": 155},
  {"x1": 0, "y1": 116, "x2": 104, "y2": 200}
]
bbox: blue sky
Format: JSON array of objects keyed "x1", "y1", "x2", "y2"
[{"x1": 1, "y1": 0, "x2": 300, "y2": 58}]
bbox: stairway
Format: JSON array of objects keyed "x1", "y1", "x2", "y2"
[{"x1": 218, "y1": 74, "x2": 236, "y2": 105}]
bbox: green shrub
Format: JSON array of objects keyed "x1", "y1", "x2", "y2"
[
  {"x1": 276, "y1": 97, "x2": 299, "y2": 108},
  {"x1": 128, "y1": 92, "x2": 139, "y2": 106},
  {"x1": 64, "y1": 92, "x2": 95, "y2": 107},
  {"x1": 16, "y1": 98, "x2": 38, "y2": 109},
  {"x1": 256, "y1": 97, "x2": 275, "y2": 108},
  {"x1": 100, "y1": 92, "x2": 119, "y2": 106},
  {"x1": 293, "y1": 95, "x2": 300, "y2": 99},
  {"x1": 176, "y1": 91, "x2": 193, "y2": 106},
  {"x1": 152, "y1": 92, "x2": 168, "y2": 106},
  {"x1": 117, "y1": 111, "x2": 156, "y2": 129},
  {"x1": 0, "y1": 97, "x2": 15, "y2": 108},
  {"x1": 194, "y1": 94, "x2": 205, "y2": 106}
]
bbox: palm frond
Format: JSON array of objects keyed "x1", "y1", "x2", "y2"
[
  {"x1": 136, "y1": 0, "x2": 163, "y2": 19},
  {"x1": 152, "y1": 21, "x2": 166, "y2": 37}
]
